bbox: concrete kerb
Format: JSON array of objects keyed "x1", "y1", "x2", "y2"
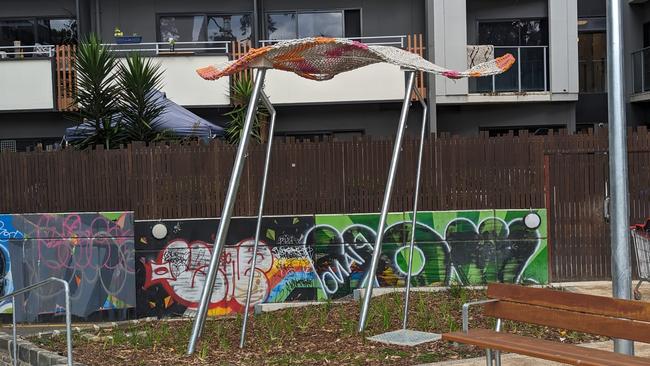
[
  {"x1": 0, "y1": 332, "x2": 79, "y2": 366},
  {"x1": 254, "y1": 300, "x2": 348, "y2": 314},
  {"x1": 352, "y1": 286, "x2": 487, "y2": 301}
]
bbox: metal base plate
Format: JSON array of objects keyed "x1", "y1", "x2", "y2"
[{"x1": 367, "y1": 329, "x2": 441, "y2": 346}]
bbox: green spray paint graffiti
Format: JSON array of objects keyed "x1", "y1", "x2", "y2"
[
  {"x1": 310, "y1": 209, "x2": 547, "y2": 299},
  {"x1": 135, "y1": 209, "x2": 547, "y2": 316}
]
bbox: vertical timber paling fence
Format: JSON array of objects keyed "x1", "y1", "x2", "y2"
[{"x1": 4, "y1": 130, "x2": 650, "y2": 281}]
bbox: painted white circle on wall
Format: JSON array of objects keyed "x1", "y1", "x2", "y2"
[
  {"x1": 152, "y1": 223, "x2": 168, "y2": 240},
  {"x1": 524, "y1": 212, "x2": 542, "y2": 230}
]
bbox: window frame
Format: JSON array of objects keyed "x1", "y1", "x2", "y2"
[
  {"x1": 475, "y1": 17, "x2": 549, "y2": 46},
  {"x1": 0, "y1": 15, "x2": 77, "y2": 46},
  {"x1": 156, "y1": 12, "x2": 254, "y2": 44},
  {"x1": 263, "y1": 8, "x2": 363, "y2": 40}
]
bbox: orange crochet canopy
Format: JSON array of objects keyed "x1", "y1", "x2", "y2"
[{"x1": 198, "y1": 37, "x2": 515, "y2": 81}]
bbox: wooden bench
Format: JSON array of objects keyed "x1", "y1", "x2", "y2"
[{"x1": 442, "y1": 283, "x2": 650, "y2": 366}]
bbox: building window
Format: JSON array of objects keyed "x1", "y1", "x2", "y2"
[
  {"x1": 473, "y1": 19, "x2": 549, "y2": 93},
  {"x1": 265, "y1": 9, "x2": 361, "y2": 40},
  {"x1": 158, "y1": 14, "x2": 252, "y2": 43},
  {"x1": 0, "y1": 17, "x2": 76, "y2": 47},
  {"x1": 159, "y1": 16, "x2": 206, "y2": 42},
  {"x1": 578, "y1": 18, "x2": 606, "y2": 93},
  {"x1": 37, "y1": 19, "x2": 77, "y2": 45},
  {"x1": 207, "y1": 15, "x2": 252, "y2": 42}
]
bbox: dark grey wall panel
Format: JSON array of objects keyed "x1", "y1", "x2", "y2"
[
  {"x1": 1, "y1": 0, "x2": 77, "y2": 18},
  {"x1": 437, "y1": 102, "x2": 576, "y2": 135}
]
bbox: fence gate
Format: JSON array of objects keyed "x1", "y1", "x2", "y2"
[{"x1": 546, "y1": 151, "x2": 610, "y2": 281}]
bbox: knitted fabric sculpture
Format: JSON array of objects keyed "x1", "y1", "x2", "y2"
[{"x1": 197, "y1": 37, "x2": 515, "y2": 81}]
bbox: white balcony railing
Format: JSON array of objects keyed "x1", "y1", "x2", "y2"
[
  {"x1": 470, "y1": 45, "x2": 549, "y2": 94},
  {"x1": 260, "y1": 35, "x2": 408, "y2": 48},
  {"x1": 0, "y1": 44, "x2": 55, "y2": 59},
  {"x1": 632, "y1": 47, "x2": 650, "y2": 94},
  {"x1": 105, "y1": 41, "x2": 230, "y2": 55}
]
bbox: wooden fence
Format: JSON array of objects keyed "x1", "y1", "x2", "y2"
[{"x1": 1, "y1": 129, "x2": 650, "y2": 281}]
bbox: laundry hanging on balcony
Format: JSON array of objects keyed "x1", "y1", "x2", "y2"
[{"x1": 197, "y1": 37, "x2": 515, "y2": 81}]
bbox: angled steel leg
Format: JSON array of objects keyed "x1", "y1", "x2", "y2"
[
  {"x1": 402, "y1": 87, "x2": 428, "y2": 330},
  {"x1": 358, "y1": 70, "x2": 417, "y2": 332},
  {"x1": 239, "y1": 92, "x2": 276, "y2": 349},
  {"x1": 187, "y1": 68, "x2": 268, "y2": 355}
]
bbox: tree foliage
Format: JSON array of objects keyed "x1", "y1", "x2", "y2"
[{"x1": 224, "y1": 75, "x2": 268, "y2": 144}]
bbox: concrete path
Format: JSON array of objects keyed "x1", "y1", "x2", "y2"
[{"x1": 422, "y1": 341, "x2": 650, "y2": 366}]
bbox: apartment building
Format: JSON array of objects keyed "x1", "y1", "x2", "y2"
[{"x1": 0, "y1": 0, "x2": 646, "y2": 151}]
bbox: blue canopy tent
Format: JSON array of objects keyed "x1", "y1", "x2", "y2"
[{"x1": 63, "y1": 91, "x2": 224, "y2": 142}]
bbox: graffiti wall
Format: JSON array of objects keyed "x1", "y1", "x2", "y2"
[
  {"x1": 0, "y1": 212, "x2": 135, "y2": 321},
  {"x1": 135, "y1": 209, "x2": 547, "y2": 318}
]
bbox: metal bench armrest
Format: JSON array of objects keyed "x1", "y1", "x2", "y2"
[{"x1": 462, "y1": 299, "x2": 499, "y2": 333}]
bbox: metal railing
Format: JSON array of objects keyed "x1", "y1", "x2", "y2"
[
  {"x1": 104, "y1": 40, "x2": 231, "y2": 55},
  {"x1": 0, "y1": 278, "x2": 72, "y2": 366},
  {"x1": 0, "y1": 44, "x2": 55, "y2": 59},
  {"x1": 632, "y1": 46, "x2": 650, "y2": 94},
  {"x1": 470, "y1": 45, "x2": 549, "y2": 94},
  {"x1": 260, "y1": 35, "x2": 407, "y2": 48}
]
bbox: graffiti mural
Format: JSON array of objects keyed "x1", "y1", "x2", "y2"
[
  {"x1": 0, "y1": 212, "x2": 135, "y2": 321},
  {"x1": 136, "y1": 209, "x2": 547, "y2": 318}
]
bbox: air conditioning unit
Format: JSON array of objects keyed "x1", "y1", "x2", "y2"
[{"x1": 0, "y1": 140, "x2": 16, "y2": 152}]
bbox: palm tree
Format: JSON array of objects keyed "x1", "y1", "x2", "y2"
[
  {"x1": 71, "y1": 34, "x2": 123, "y2": 149},
  {"x1": 117, "y1": 53, "x2": 172, "y2": 142},
  {"x1": 224, "y1": 75, "x2": 268, "y2": 144}
]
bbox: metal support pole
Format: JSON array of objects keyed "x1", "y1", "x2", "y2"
[
  {"x1": 494, "y1": 319, "x2": 502, "y2": 366},
  {"x1": 358, "y1": 70, "x2": 417, "y2": 333},
  {"x1": 607, "y1": 0, "x2": 634, "y2": 356},
  {"x1": 11, "y1": 297, "x2": 16, "y2": 366},
  {"x1": 187, "y1": 68, "x2": 268, "y2": 355},
  {"x1": 64, "y1": 282, "x2": 73, "y2": 365},
  {"x1": 402, "y1": 87, "x2": 428, "y2": 330},
  {"x1": 239, "y1": 92, "x2": 276, "y2": 349},
  {"x1": 252, "y1": 0, "x2": 259, "y2": 47}
]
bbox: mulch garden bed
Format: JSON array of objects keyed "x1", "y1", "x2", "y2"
[{"x1": 31, "y1": 288, "x2": 607, "y2": 365}]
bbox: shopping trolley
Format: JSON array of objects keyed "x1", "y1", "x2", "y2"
[{"x1": 631, "y1": 218, "x2": 650, "y2": 300}]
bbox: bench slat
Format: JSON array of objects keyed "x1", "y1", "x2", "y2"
[
  {"x1": 483, "y1": 300, "x2": 650, "y2": 343},
  {"x1": 443, "y1": 329, "x2": 650, "y2": 366},
  {"x1": 488, "y1": 283, "x2": 650, "y2": 322}
]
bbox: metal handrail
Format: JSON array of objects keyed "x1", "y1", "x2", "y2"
[
  {"x1": 632, "y1": 46, "x2": 650, "y2": 56},
  {"x1": 260, "y1": 35, "x2": 407, "y2": 48},
  {"x1": 0, "y1": 278, "x2": 72, "y2": 366}
]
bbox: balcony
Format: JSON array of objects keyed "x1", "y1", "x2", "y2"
[
  {"x1": 632, "y1": 47, "x2": 650, "y2": 102},
  {"x1": 258, "y1": 35, "x2": 423, "y2": 105},
  {"x1": 108, "y1": 41, "x2": 232, "y2": 107},
  {"x1": 2, "y1": 35, "x2": 424, "y2": 112},
  {"x1": 469, "y1": 46, "x2": 549, "y2": 94},
  {"x1": 0, "y1": 45, "x2": 56, "y2": 111}
]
